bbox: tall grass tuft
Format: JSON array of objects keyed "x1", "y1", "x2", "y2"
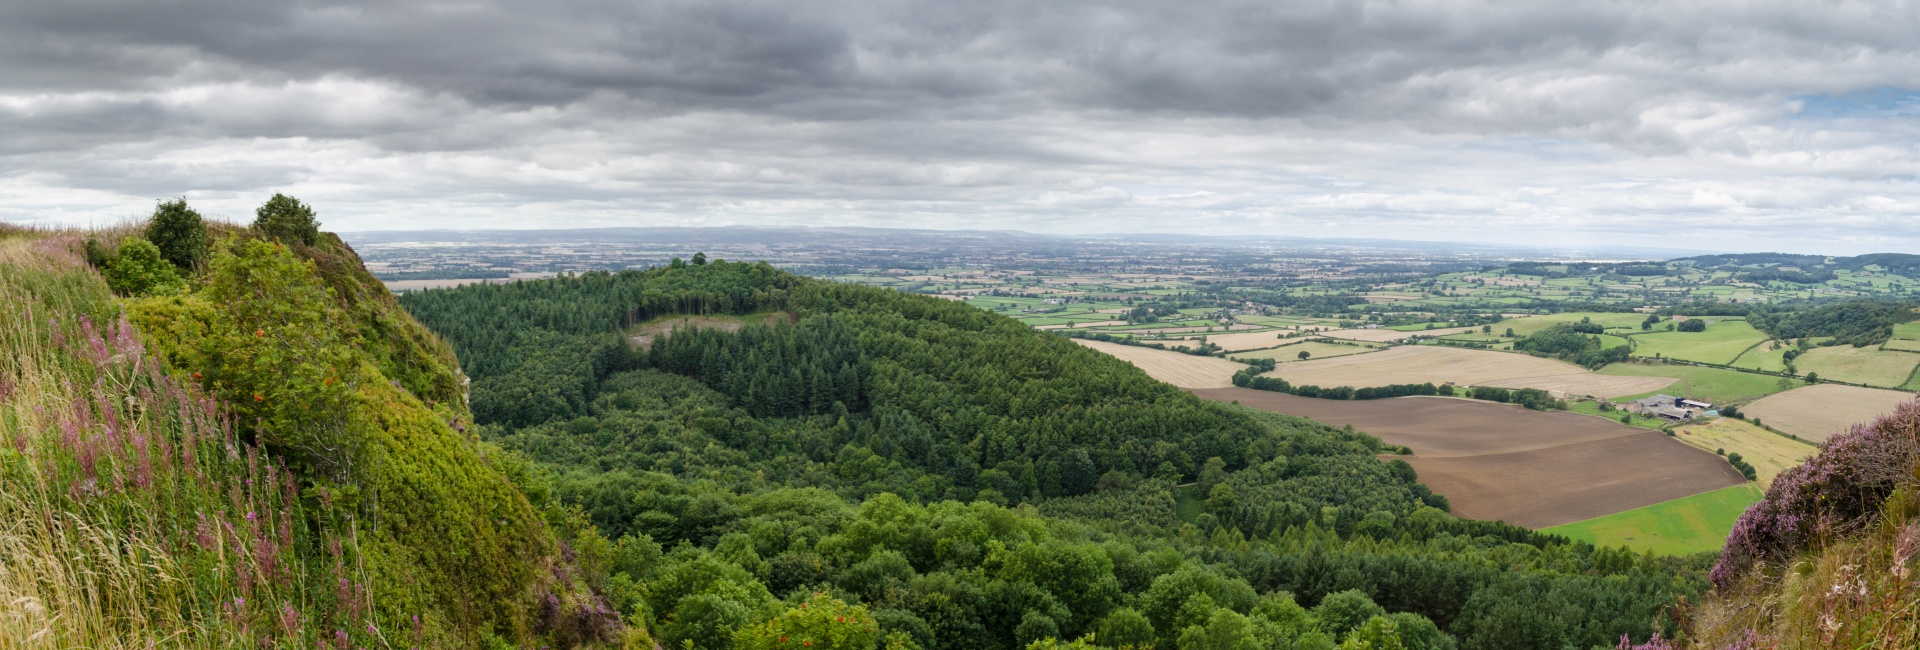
[{"x1": 0, "y1": 236, "x2": 372, "y2": 648}]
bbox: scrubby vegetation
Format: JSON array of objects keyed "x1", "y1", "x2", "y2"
[
  {"x1": 1511, "y1": 323, "x2": 1631, "y2": 369},
  {"x1": 0, "y1": 203, "x2": 613, "y2": 647}
]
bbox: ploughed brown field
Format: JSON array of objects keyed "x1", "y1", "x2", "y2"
[{"x1": 1192, "y1": 388, "x2": 1746, "y2": 528}]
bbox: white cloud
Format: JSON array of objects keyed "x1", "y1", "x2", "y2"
[{"x1": 0, "y1": 0, "x2": 1918, "y2": 253}]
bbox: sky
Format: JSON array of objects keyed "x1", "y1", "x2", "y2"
[{"x1": 3, "y1": 0, "x2": 1918, "y2": 255}]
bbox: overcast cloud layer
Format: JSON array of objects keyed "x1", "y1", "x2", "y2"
[{"x1": 4, "y1": 0, "x2": 1918, "y2": 254}]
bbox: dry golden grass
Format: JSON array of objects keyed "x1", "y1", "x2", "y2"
[
  {"x1": 1071, "y1": 339, "x2": 1246, "y2": 388},
  {"x1": 1318, "y1": 326, "x2": 1480, "y2": 342},
  {"x1": 1744, "y1": 384, "x2": 1918, "y2": 443},
  {"x1": 1669, "y1": 417, "x2": 1818, "y2": 486},
  {"x1": 1261, "y1": 345, "x2": 1674, "y2": 398},
  {"x1": 1161, "y1": 329, "x2": 1305, "y2": 352}
]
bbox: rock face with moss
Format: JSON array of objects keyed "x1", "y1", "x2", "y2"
[{"x1": 0, "y1": 211, "x2": 620, "y2": 647}]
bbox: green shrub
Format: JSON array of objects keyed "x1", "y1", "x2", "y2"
[
  {"x1": 145, "y1": 198, "x2": 208, "y2": 269},
  {"x1": 101, "y1": 237, "x2": 181, "y2": 295},
  {"x1": 253, "y1": 193, "x2": 322, "y2": 245},
  {"x1": 735, "y1": 593, "x2": 881, "y2": 650}
]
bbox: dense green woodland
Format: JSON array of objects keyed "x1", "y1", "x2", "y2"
[{"x1": 402, "y1": 260, "x2": 1710, "y2": 649}]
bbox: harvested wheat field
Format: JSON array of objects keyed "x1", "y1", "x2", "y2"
[
  {"x1": 1743, "y1": 384, "x2": 1917, "y2": 442},
  {"x1": 1162, "y1": 329, "x2": 1304, "y2": 352},
  {"x1": 1669, "y1": 418, "x2": 1816, "y2": 486},
  {"x1": 1192, "y1": 388, "x2": 1744, "y2": 528},
  {"x1": 1262, "y1": 345, "x2": 1674, "y2": 398},
  {"x1": 1320, "y1": 326, "x2": 1480, "y2": 342},
  {"x1": 1074, "y1": 339, "x2": 1245, "y2": 388}
]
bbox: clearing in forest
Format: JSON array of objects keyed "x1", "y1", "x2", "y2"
[
  {"x1": 627, "y1": 312, "x2": 792, "y2": 348},
  {"x1": 1072, "y1": 339, "x2": 1246, "y2": 388},
  {"x1": 1742, "y1": 384, "x2": 1917, "y2": 443},
  {"x1": 1193, "y1": 388, "x2": 1746, "y2": 529},
  {"x1": 1541, "y1": 485, "x2": 1764, "y2": 555},
  {"x1": 1263, "y1": 345, "x2": 1674, "y2": 398}
]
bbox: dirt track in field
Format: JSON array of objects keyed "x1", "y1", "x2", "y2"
[
  {"x1": 1073, "y1": 339, "x2": 1245, "y2": 388},
  {"x1": 1743, "y1": 384, "x2": 1917, "y2": 443},
  {"x1": 1192, "y1": 387, "x2": 1745, "y2": 528}
]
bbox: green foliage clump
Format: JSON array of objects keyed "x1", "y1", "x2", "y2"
[
  {"x1": 145, "y1": 198, "x2": 209, "y2": 269},
  {"x1": 1511, "y1": 323, "x2": 1629, "y2": 368},
  {"x1": 735, "y1": 593, "x2": 883, "y2": 650},
  {"x1": 101, "y1": 236, "x2": 182, "y2": 295},
  {"x1": 252, "y1": 193, "x2": 322, "y2": 246},
  {"x1": 127, "y1": 234, "x2": 573, "y2": 646}
]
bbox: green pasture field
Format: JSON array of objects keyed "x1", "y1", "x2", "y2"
[
  {"x1": 1893, "y1": 322, "x2": 1920, "y2": 341},
  {"x1": 1599, "y1": 362, "x2": 1795, "y2": 405},
  {"x1": 1628, "y1": 320, "x2": 1768, "y2": 365},
  {"x1": 1792, "y1": 345, "x2": 1920, "y2": 388},
  {"x1": 1542, "y1": 484, "x2": 1763, "y2": 555},
  {"x1": 1491, "y1": 312, "x2": 1649, "y2": 337},
  {"x1": 1731, "y1": 342, "x2": 1791, "y2": 373}
]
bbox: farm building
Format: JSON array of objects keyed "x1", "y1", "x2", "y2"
[
  {"x1": 1629, "y1": 394, "x2": 1679, "y2": 412},
  {"x1": 1626, "y1": 394, "x2": 1711, "y2": 420}
]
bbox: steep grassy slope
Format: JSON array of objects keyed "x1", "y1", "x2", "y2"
[{"x1": 0, "y1": 225, "x2": 615, "y2": 648}]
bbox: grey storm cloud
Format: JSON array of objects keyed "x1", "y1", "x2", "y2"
[{"x1": 3, "y1": 0, "x2": 1919, "y2": 253}]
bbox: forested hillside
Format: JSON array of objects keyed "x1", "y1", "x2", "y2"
[{"x1": 402, "y1": 259, "x2": 1713, "y2": 649}]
